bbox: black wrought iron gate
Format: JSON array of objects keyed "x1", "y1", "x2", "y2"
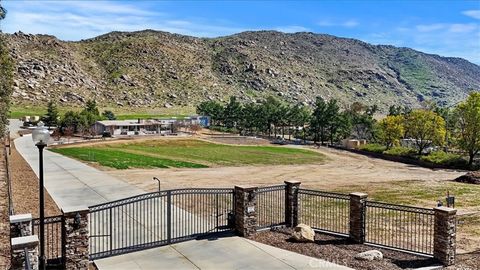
[
  {"x1": 88, "y1": 188, "x2": 234, "y2": 260},
  {"x1": 32, "y1": 215, "x2": 66, "y2": 269}
]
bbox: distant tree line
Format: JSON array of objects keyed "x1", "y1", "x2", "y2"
[
  {"x1": 198, "y1": 92, "x2": 480, "y2": 167},
  {"x1": 41, "y1": 100, "x2": 116, "y2": 137},
  {"x1": 196, "y1": 96, "x2": 378, "y2": 144}
]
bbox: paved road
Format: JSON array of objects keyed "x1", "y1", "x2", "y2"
[
  {"x1": 14, "y1": 134, "x2": 144, "y2": 209},
  {"x1": 95, "y1": 236, "x2": 352, "y2": 270}
]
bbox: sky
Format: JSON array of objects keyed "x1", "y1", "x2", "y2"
[{"x1": 1, "y1": 0, "x2": 480, "y2": 64}]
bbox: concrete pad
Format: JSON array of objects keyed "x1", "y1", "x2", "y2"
[{"x1": 95, "y1": 236, "x2": 354, "y2": 270}]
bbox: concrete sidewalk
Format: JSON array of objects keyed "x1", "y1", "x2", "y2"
[
  {"x1": 14, "y1": 135, "x2": 144, "y2": 208},
  {"x1": 94, "y1": 236, "x2": 353, "y2": 270}
]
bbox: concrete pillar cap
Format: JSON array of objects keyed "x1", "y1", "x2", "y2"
[
  {"x1": 434, "y1": 206, "x2": 457, "y2": 214},
  {"x1": 284, "y1": 180, "x2": 301, "y2": 185},
  {"x1": 10, "y1": 213, "x2": 33, "y2": 224},
  {"x1": 62, "y1": 206, "x2": 89, "y2": 215},
  {"x1": 234, "y1": 185, "x2": 258, "y2": 191},
  {"x1": 350, "y1": 192, "x2": 368, "y2": 198}
]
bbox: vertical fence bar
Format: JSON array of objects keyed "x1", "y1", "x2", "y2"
[{"x1": 166, "y1": 190, "x2": 172, "y2": 244}]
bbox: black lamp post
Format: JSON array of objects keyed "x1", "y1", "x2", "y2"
[{"x1": 32, "y1": 121, "x2": 50, "y2": 270}]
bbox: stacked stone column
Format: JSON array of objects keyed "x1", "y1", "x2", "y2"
[
  {"x1": 234, "y1": 185, "x2": 257, "y2": 237},
  {"x1": 434, "y1": 206, "x2": 457, "y2": 266},
  {"x1": 63, "y1": 207, "x2": 89, "y2": 270},
  {"x1": 10, "y1": 214, "x2": 39, "y2": 270},
  {"x1": 349, "y1": 192, "x2": 368, "y2": 243},
  {"x1": 284, "y1": 180, "x2": 301, "y2": 227}
]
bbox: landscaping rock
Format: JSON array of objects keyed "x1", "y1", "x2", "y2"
[
  {"x1": 454, "y1": 171, "x2": 480, "y2": 184},
  {"x1": 354, "y1": 250, "x2": 383, "y2": 261},
  {"x1": 291, "y1": 224, "x2": 315, "y2": 242}
]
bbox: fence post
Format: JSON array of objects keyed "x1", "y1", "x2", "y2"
[
  {"x1": 284, "y1": 181, "x2": 301, "y2": 227},
  {"x1": 434, "y1": 206, "x2": 456, "y2": 266},
  {"x1": 63, "y1": 206, "x2": 89, "y2": 270},
  {"x1": 349, "y1": 192, "x2": 367, "y2": 243},
  {"x1": 11, "y1": 235, "x2": 39, "y2": 270},
  {"x1": 10, "y1": 214, "x2": 33, "y2": 238},
  {"x1": 10, "y1": 214, "x2": 38, "y2": 270},
  {"x1": 234, "y1": 185, "x2": 258, "y2": 237}
]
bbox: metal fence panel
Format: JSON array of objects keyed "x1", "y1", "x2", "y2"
[
  {"x1": 256, "y1": 185, "x2": 286, "y2": 229},
  {"x1": 298, "y1": 189, "x2": 350, "y2": 236},
  {"x1": 32, "y1": 215, "x2": 65, "y2": 268},
  {"x1": 365, "y1": 201, "x2": 435, "y2": 255},
  {"x1": 88, "y1": 188, "x2": 234, "y2": 260}
]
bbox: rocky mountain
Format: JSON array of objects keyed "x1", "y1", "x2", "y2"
[{"x1": 4, "y1": 30, "x2": 480, "y2": 111}]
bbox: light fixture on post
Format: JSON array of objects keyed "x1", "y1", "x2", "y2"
[{"x1": 32, "y1": 121, "x2": 50, "y2": 270}]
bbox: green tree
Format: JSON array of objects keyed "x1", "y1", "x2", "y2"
[
  {"x1": 378, "y1": 115, "x2": 405, "y2": 149},
  {"x1": 223, "y1": 96, "x2": 242, "y2": 129},
  {"x1": 311, "y1": 97, "x2": 328, "y2": 144},
  {"x1": 261, "y1": 96, "x2": 283, "y2": 137},
  {"x1": 346, "y1": 102, "x2": 377, "y2": 140},
  {"x1": 453, "y1": 92, "x2": 480, "y2": 167},
  {"x1": 84, "y1": 99, "x2": 100, "y2": 116},
  {"x1": 196, "y1": 100, "x2": 224, "y2": 126},
  {"x1": 0, "y1": 1, "x2": 6, "y2": 21},
  {"x1": 0, "y1": 1, "x2": 13, "y2": 137},
  {"x1": 325, "y1": 99, "x2": 340, "y2": 144},
  {"x1": 60, "y1": 111, "x2": 79, "y2": 133},
  {"x1": 405, "y1": 109, "x2": 446, "y2": 155},
  {"x1": 41, "y1": 101, "x2": 59, "y2": 127},
  {"x1": 102, "y1": 110, "x2": 116, "y2": 120}
]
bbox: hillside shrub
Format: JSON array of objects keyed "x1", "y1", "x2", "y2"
[
  {"x1": 383, "y1": 146, "x2": 416, "y2": 157},
  {"x1": 359, "y1": 143, "x2": 386, "y2": 153},
  {"x1": 420, "y1": 151, "x2": 467, "y2": 166}
]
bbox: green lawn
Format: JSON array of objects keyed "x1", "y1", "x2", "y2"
[{"x1": 50, "y1": 139, "x2": 325, "y2": 169}]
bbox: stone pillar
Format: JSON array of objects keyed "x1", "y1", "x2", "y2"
[
  {"x1": 434, "y1": 207, "x2": 457, "y2": 266},
  {"x1": 284, "y1": 180, "x2": 301, "y2": 227},
  {"x1": 63, "y1": 206, "x2": 89, "y2": 270},
  {"x1": 11, "y1": 235, "x2": 39, "y2": 270},
  {"x1": 234, "y1": 185, "x2": 258, "y2": 237},
  {"x1": 349, "y1": 192, "x2": 368, "y2": 243},
  {"x1": 10, "y1": 214, "x2": 33, "y2": 238}
]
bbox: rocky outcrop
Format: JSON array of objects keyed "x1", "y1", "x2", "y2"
[{"x1": 4, "y1": 30, "x2": 480, "y2": 110}]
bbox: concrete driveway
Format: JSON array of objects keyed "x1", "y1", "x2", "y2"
[
  {"x1": 14, "y1": 135, "x2": 144, "y2": 208},
  {"x1": 94, "y1": 236, "x2": 352, "y2": 270}
]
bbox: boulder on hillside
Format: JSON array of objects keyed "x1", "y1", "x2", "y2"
[
  {"x1": 454, "y1": 171, "x2": 480, "y2": 185},
  {"x1": 291, "y1": 224, "x2": 315, "y2": 242},
  {"x1": 354, "y1": 250, "x2": 383, "y2": 261}
]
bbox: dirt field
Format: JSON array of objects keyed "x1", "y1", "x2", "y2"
[
  {"x1": 106, "y1": 145, "x2": 464, "y2": 191},
  {"x1": 9, "y1": 142, "x2": 60, "y2": 217}
]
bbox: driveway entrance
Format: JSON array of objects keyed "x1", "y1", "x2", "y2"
[{"x1": 94, "y1": 236, "x2": 352, "y2": 270}]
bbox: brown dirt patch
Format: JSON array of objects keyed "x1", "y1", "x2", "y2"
[
  {"x1": 249, "y1": 228, "x2": 437, "y2": 270},
  {"x1": 107, "y1": 146, "x2": 463, "y2": 191},
  {"x1": 9, "y1": 142, "x2": 60, "y2": 217}
]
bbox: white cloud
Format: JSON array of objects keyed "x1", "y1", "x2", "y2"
[
  {"x1": 274, "y1": 25, "x2": 310, "y2": 33},
  {"x1": 448, "y1": 23, "x2": 477, "y2": 33},
  {"x1": 317, "y1": 19, "x2": 358, "y2": 28},
  {"x1": 416, "y1": 23, "x2": 445, "y2": 32},
  {"x1": 463, "y1": 10, "x2": 480, "y2": 20},
  {"x1": 1, "y1": 0, "x2": 246, "y2": 40}
]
